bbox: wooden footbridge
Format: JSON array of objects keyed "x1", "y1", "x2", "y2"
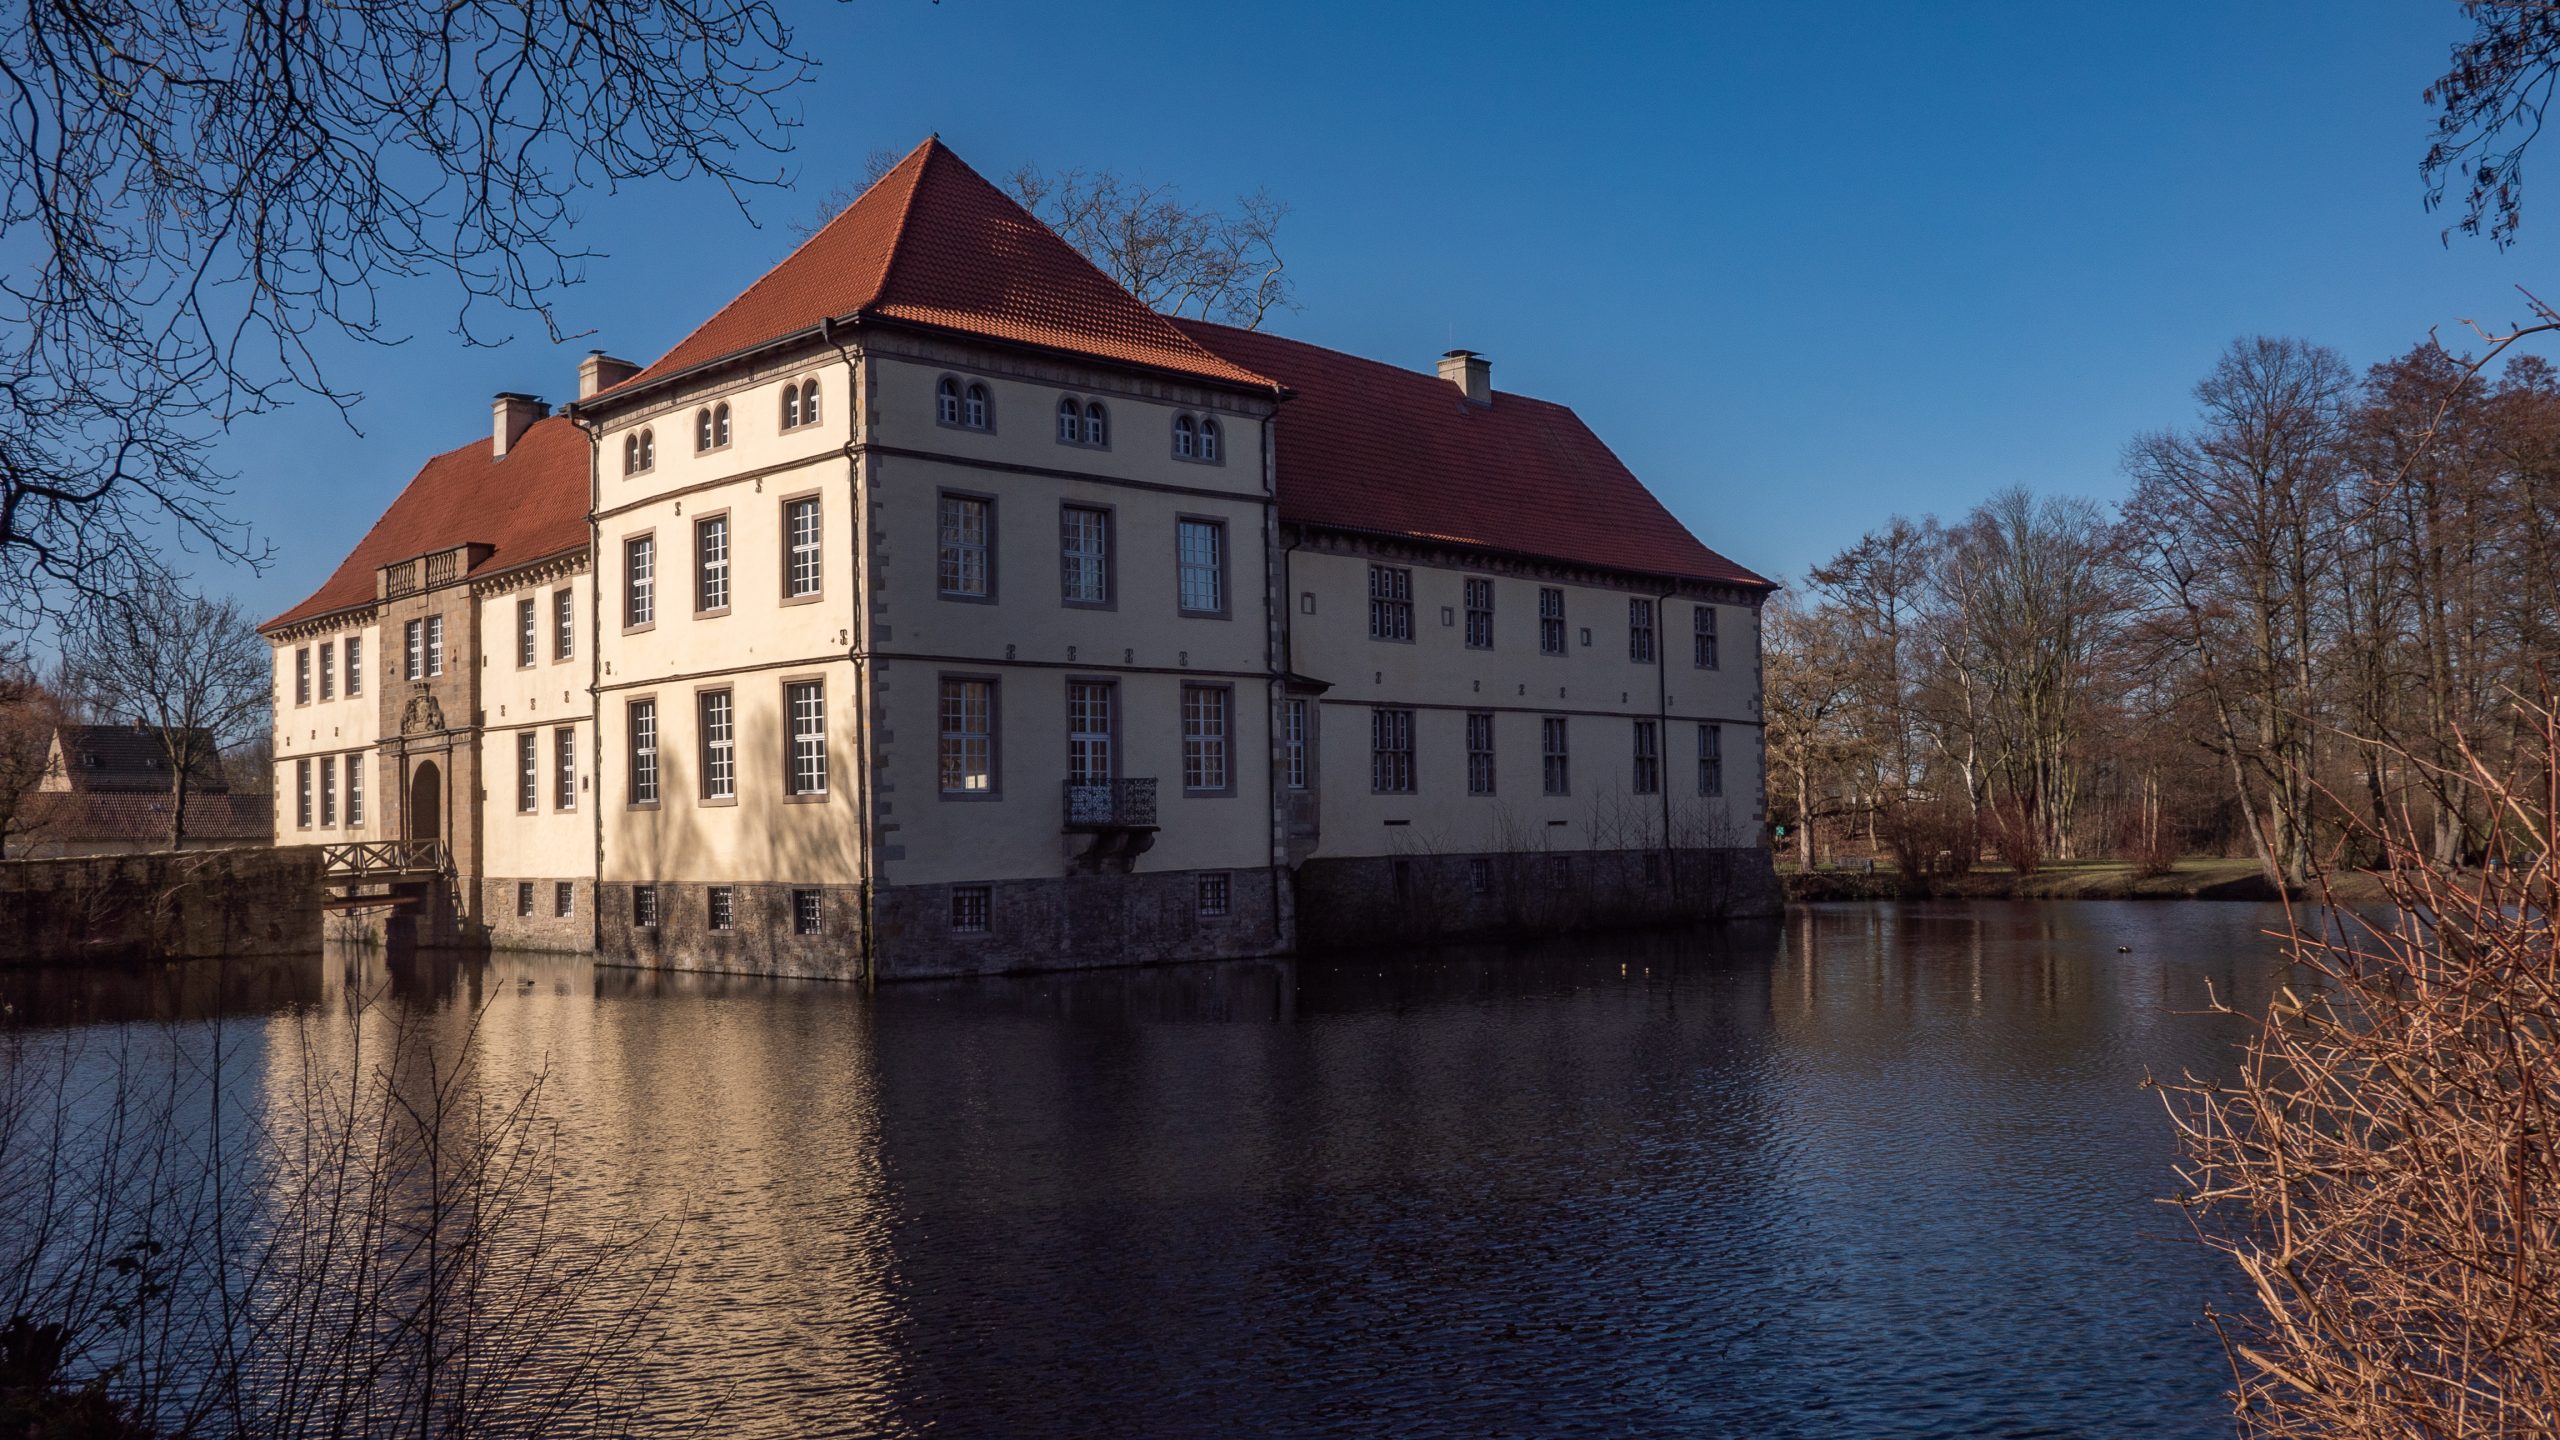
[{"x1": 317, "y1": 840, "x2": 452, "y2": 911}]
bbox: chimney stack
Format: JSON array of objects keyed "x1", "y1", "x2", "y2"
[
  {"x1": 492, "y1": 393, "x2": 543, "y2": 458},
  {"x1": 1438, "y1": 349, "x2": 1491, "y2": 406},
  {"x1": 578, "y1": 350, "x2": 641, "y2": 400}
]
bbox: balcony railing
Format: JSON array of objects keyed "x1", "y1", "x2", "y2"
[
  {"x1": 319, "y1": 839, "x2": 451, "y2": 879},
  {"x1": 1063, "y1": 777, "x2": 1157, "y2": 831}
]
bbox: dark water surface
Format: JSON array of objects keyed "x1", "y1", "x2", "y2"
[{"x1": 6, "y1": 900, "x2": 2289, "y2": 1438}]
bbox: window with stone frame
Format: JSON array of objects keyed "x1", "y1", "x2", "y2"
[
  {"x1": 626, "y1": 535, "x2": 655, "y2": 627},
  {"x1": 1698, "y1": 723, "x2": 1724, "y2": 797},
  {"x1": 517, "y1": 731, "x2": 539, "y2": 813},
  {"x1": 628, "y1": 699, "x2": 659, "y2": 805},
  {"x1": 1466, "y1": 712, "x2": 1496, "y2": 795},
  {"x1": 938, "y1": 494, "x2": 991, "y2": 598},
  {"x1": 1368, "y1": 565, "x2": 1414, "y2": 641},
  {"x1": 708, "y1": 885, "x2": 735, "y2": 931},
  {"x1": 1182, "y1": 685, "x2": 1230, "y2": 793},
  {"x1": 950, "y1": 885, "x2": 992, "y2": 933},
  {"x1": 555, "y1": 587, "x2": 575, "y2": 660},
  {"x1": 699, "y1": 690, "x2": 735, "y2": 801},
  {"x1": 786, "y1": 682, "x2": 827, "y2": 796},
  {"x1": 346, "y1": 635, "x2": 362, "y2": 695},
  {"x1": 1633, "y1": 719, "x2": 1661, "y2": 795},
  {"x1": 939, "y1": 678, "x2": 995, "y2": 795},
  {"x1": 517, "y1": 596, "x2": 537, "y2": 667},
  {"x1": 785, "y1": 497, "x2": 822, "y2": 599},
  {"x1": 319, "y1": 641, "x2": 335, "y2": 700},
  {"x1": 1371, "y1": 707, "x2": 1416, "y2": 794},
  {"x1": 695, "y1": 514, "x2": 730, "y2": 613},
  {"x1": 793, "y1": 888, "x2": 823, "y2": 935},
  {"x1": 1542, "y1": 716, "x2": 1570, "y2": 795},
  {"x1": 1629, "y1": 598, "x2": 1656, "y2": 663},
  {"x1": 1177, "y1": 518, "x2": 1226, "y2": 615},
  {"x1": 1464, "y1": 577, "x2": 1494, "y2": 650},
  {"x1": 555, "y1": 727, "x2": 577, "y2": 811},
  {"x1": 1060, "y1": 504, "x2": 1110, "y2": 606},
  {"x1": 1539, "y1": 587, "x2": 1566, "y2": 656},
  {"x1": 1694, "y1": 604, "x2": 1719, "y2": 669}
]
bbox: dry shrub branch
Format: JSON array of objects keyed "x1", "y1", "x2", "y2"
[{"x1": 2162, "y1": 693, "x2": 2560, "y2": 1436}]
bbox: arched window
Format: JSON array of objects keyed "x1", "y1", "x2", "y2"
[
  {"x1": 623, "y1": 434, "x2": 641, "y2": 474},
  {"x1": 964, "y1": 383, "x2": 990, "y2": 430},
  {"x1": 712, "y1": 403, "x2": 732, "y2": 448},
  {"x1": 1057, "y1": 397, "x2": 1082, "y2": 444},
  {"x1": 695, "y1": 408, "x2": 714, "y2": 452},
  {"x1": 1084, "y1": 402, "x2": 1108, "y2": 447},
  {"x1": 802, "y1": 379, "x2": 819, "y2": 425},
  {"x1": 782, "y1": 383, "x2": 803, "y2": 430},
  {"x1": 937, "y1": 377, "x2": 961, "y2": 425},
  {"x1": 1200, "y1": 417, "x2": 1221, "y2": 463},
  {"x1": 638, "y1": 428, "x2": 654, "y2": 469},
  {"x1": 1173, "y1": 415, "x2": 1195, "y2": 459}
]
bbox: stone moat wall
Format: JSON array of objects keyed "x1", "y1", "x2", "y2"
[
  {"x1": 1293, "y1": 845, "x2": 1783, "y2": 953},
  {"x1": 0, "y1": 846, "x2": 323, "y2": 964}
]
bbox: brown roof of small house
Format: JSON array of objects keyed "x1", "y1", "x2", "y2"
[
  {"x1": 20, "y1": 790, "x2": 272, "y2": 847},
  {"x1": 1174, "y1": 321, "x2": 1773, "y2": 590},
  {"x1": 52, "y1": 725, "x2": 231, "y2": 794}
]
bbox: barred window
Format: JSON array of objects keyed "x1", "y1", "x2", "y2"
[
  {"x1": 695, "y1": 514, "x2": 730, "y2": 613},
  {"x1": 1464, "y1": 578, "x2": 1494, "y2": 650},
  {"x1": 555, "y1": 727, "x2": 577, "y2": 811},
  {"x1": 786, "y1": 498, "x2": 822, "y2": 599},
  {"x1": 346, "y1": 636, "x2": 362, "y2": 696},
  {"x1": 628, "y1": 699, "x2": 659, "y2": 805},
  {"x1": 699, "y1": 690, "x2": 735, "y2": 801},
  {"x1": 634, "y1": 885, "x2": 660, "y2": 929},
  {"x1": 1060, "y1": 505, "x2": 1109, "y2": 605},
  {"x1": 938, "y1": 495, "x2": 990, "y2": 598},
  {"x1": 939, "y1": 679, "x2": 994, "y2": 795},
  {"x1": 1368, "y1": 565, "x2": 1413, "y2": 641},
  {"x1": 1539, "y1": 587, "x2": 1567, "y2": 656},
  {"x1": 787, "y1": 682, "x2": 827, "y2": 796},
  {"x1": 626, "y1": 536, "x2": 655, "y2": 627},
  {"x1": 1466, "y1": 712, "x2": 1496, "y2": 795},
  {"x1": 1177, "y1": 519, "x2": 1225, "y2": 614},
  {"x1": 554, "y1": 587, "x2": 575, "y2": 660},
  {"x1": 518, "y1": 731, "x2": 539, "y2": 813},
  {"x1": 516, "y1": 882, "x2": 533, "y2": 917},
  {"x1": 951, "y1": 885, "x2": 991, "y2": 933},
  {"x1": 1182, "y1": 685, "x2": 1230, "y2": 792},
  {"x1": 1469, "y1": 858, "x2": 1492, "y2": 894},
  {"x1": 1371, "y1": 707, "x2": 1416, "y2": 793},
  {"x1": 1630, "y1": 598, "x2": 1656, "y2": 663},
  {"x1": 1695, "y1": 605, "x2": 1719, "y2": 669},
  {"x1": 708, "y1": 886, "x2": 735, "y2": 931},
  {"x1": 1197, "y1": 872, "x2": 1232, "y2": 918},
  {"x1": 1633, "y1": 719, "x2": 1661, "y2": 795},
  {"x1": 517, "y1": 596, "x2": 537, "y2": 667},
  {"x1": 555, "y1": 882, "x2": 574, "y2": 918},
  {"x1": 1698, "y1": 723, "x2": 1724, "y2": 797},
  {"x1": 793, "y1": 888, "x2": 823, "y2": 935},
  {"x1": 1542, "y1": 716, "x2": 1570, "y2": 796},
  {"x1": 1282, "y1": 698, "x2": 1309, "y2": 791}
]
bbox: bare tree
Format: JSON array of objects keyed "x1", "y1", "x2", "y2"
[
  {"x1": 57, "y1": 576, "x2": 267, "y2": 849},
  {"x1": 1761, "y1": 592, "x2": 1863, "y2": 867},
  {"x1": 2424, "y1": 0, "x2": 2560, "y2": 247},
  {"x1": 0, "y1": 0, "x2": 819, "y2": 621},
  {"x1": 2122, "y1": 337, "x2": 2354, "y2": 888}
]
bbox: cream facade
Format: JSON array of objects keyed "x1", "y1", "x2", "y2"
[{"x1": 260, "y1": 139, "x2": 1776, "y2": 978}]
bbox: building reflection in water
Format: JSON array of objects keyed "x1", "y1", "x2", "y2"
[{"x1": 1, "y1": 902, "x2": 2290, "y2": 1439}]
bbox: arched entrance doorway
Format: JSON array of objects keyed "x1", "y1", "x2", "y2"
[{"x1": 408, "y1": 759, "x2": 442, "y2": 843}]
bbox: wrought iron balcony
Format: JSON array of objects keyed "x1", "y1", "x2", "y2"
[{"x1": 1063, "y1": 777, "x2": 1157, "y2": 832}]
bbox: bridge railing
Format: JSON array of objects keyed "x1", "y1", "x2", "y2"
[{"x1": 319, "y1": 839, "x2": 451, "y2": 879}]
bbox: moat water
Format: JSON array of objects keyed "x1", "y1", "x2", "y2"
[{"x1": 2, "y1": 900, "x2": 2289, "y2": 1438}]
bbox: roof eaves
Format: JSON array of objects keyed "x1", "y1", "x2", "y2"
[{"x1": 1284, "y1": 518, "x2": 1777, "y2": 594}]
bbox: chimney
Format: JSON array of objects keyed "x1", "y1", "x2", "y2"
[
  {"x1": 492, "y1": 393, "x2": 543, "y2": 458},
  {"x1": 1438, "y1": 349, "x2": 1491, "y2": 406},
  {"x1": 578, "y1": 350, "x2": 641, "y2": 400}
]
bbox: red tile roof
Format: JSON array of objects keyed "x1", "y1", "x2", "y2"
[
  {"x1": 1175, "y1": 321, "x2": 1774, "y2": 590},
  {"x1": 262, "y1": 415, "x2": 590, "y2": 632},
  {"x1": 22, "y1": 790, "x2": 272, "y2": 847},
  {"x1": 617, "y1": 137, "x2": 1278, "y2": 394}
]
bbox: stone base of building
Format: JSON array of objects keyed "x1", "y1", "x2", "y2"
[
  {"x1": 597, "y1": 881, "x2": 867, "y2": 981},
  {"x1": 868, "y1": 867, "x2": 1287, "y2": 980},
  {"x1": 1293, "y1": 845, "x2": 1781, "y2": 952},
  {"x1": 482, "y1": 877, "x2": 599, "y2": 953}
]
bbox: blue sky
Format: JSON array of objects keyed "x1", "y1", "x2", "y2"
[{"x1": 209, "y1": 0, "x2": 2542, "y2": 619}]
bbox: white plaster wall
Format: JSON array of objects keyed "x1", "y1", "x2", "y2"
[{"x1": 1283, "y1": 547, "x2": 1764, "y2": 859}]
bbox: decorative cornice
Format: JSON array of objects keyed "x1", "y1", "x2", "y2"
[
  {"x1": 468, "y1": 547, "x2": 591, "y2": 599},
  {"x1": 264, "y1": 605, "x2": 380, "y2": 645}
]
